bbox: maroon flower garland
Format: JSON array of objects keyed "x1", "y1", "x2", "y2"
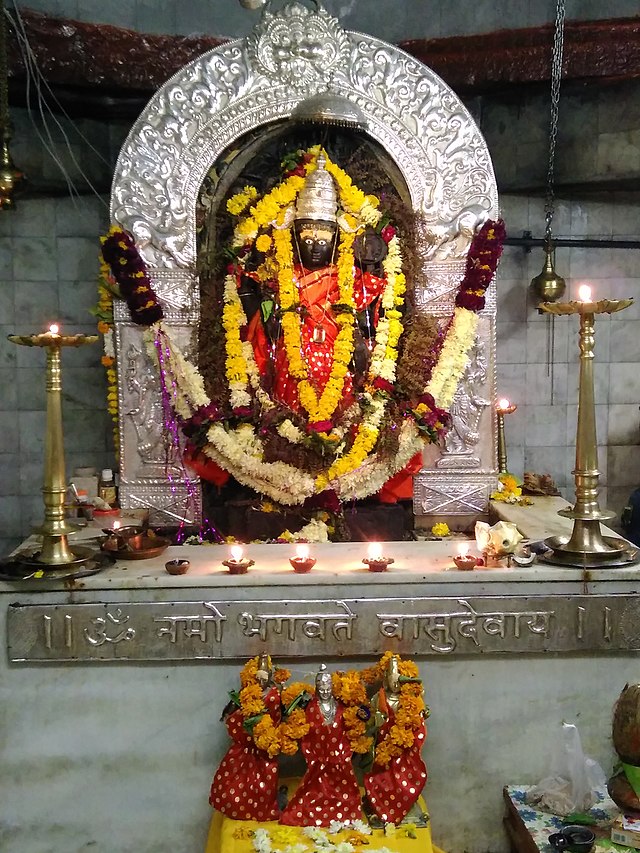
[
  {"x1": 455, "y1": 218, "x2": 506, "y2": 311},
  {"x1": 100, "y1": 227, "x2": 164, "y2": 326}
]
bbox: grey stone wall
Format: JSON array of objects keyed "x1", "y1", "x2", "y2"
[{"x1": 0, "y1": 191, "x2": 113, "y2": 556}]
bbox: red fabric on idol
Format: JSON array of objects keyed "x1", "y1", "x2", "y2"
[
  {"x1": 280, "y1": 697, "x2": 362, "y2": 826},
  {"x1": 209, "y1": 687, "x2": 281, "y2": 821},
  {"x1": 363, "y1": 690, "x2": 427, "y2": 823},
  {"x1": 247, "y1": 265, "x2": 384, "y2": 414},
  {"x1": 377, "y1": 451, "x2": 423, "y2": 503}
]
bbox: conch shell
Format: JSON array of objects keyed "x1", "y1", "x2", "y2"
[{"x1": 475, "y1": 520, "x2": 523, "y2": 556}]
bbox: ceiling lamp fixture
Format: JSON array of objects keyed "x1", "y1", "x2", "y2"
[{"x1": 0, "y1": 0, "x2": 24, "y2": 208}]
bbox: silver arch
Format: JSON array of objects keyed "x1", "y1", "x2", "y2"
[{"x1": 110, "y1": 1, "x2": 499, "y2": 525}]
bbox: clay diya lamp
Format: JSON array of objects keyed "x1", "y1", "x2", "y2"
[
  {"x1": 222, "y1": 545, "x2": 254, "y2": 575},
  {"x1": 363, "y1": 542, "x2": 394, "y2": 572},
  {"x1": 453, "y1": 543, "x2": 478, "y2": 571},
  {"x1": 289, "y1": 544, "x2": 316, "y2": 573},
  {"x1": 165, "y1": 559, "x2": 190, "y2": 575}
]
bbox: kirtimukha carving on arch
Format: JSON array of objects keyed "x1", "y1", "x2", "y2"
[{"x1": 108, "y1": 0, "x2": 500, "y2": 526}]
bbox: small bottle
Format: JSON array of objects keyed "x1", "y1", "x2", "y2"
[
  {"x1": 98, "y1": 468, "x2": 117, "y2": 507},
  {"x1": 76, "y1": 488, "x2": 88, "y2": 518}
]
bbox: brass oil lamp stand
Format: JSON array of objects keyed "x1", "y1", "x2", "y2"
[
  {"x1": 7, "y1": 328, "x2": 109, "y2": 578},
  {"x1": 540, "y1": 291, "x2": 636, "y2": 567},
  {"x1": 496, "y1": 398, "x2": 517, "y2": 475}
]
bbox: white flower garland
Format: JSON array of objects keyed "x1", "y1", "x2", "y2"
[
  {"x1": 425, "y1": 308, "x2": 479, "y2": 410},
  {"x1": 251, "y1": 826, "x2": 395, "y2": 853},
  {"x1": 144, "y1": 321, "x2": 209, "y2": 421}
]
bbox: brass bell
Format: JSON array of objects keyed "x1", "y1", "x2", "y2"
[
  {"x1": 0, "y1": 136, "x2": 25, "y2": 210},
  {"x1": 530, "y1": 239, "x2": 566, "y2": 304}
]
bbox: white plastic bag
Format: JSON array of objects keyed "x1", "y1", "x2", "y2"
[{"x1": 526, "y1": 722, "x2": 606, "y2": 815}]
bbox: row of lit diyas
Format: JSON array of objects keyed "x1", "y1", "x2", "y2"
[{"x1": 219, "y1": 542, "x2": 395, "y2": 575}]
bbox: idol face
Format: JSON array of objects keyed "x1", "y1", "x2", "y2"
[
  {"x1": 316, "y1": 675, "x2": 333, "y2": 701},
  {"x1": 294, "y1": 219, "x2": 337, "y2": 270},
  {"x1": 384, "y1": 661, "x2": 400, "y2": 695}
]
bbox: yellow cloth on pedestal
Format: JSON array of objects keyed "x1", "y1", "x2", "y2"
[{"x1": 205, "y1": 797, "x2": 445, "y2": 853}]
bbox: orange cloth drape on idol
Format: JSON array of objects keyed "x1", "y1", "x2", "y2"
[
  {"x1": 246, "y1": 265, "x2": 385, "y2": 414},
  {"x1": 280, "y1": 697, "x2": 362, "y2": 826},
  {"x1": 364, "y1": 689, "x2": 427, "y2": 824},
  {"x1": 209, "y1": 688, "x2": 281, "y2": 821}
]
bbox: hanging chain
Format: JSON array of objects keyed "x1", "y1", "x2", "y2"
[
  {"x1": 0, "y1": 0, "x2": 8, "y2": 134},
  {"x1": 544, "y1": 0, "x2": 566, "y2": 241}
]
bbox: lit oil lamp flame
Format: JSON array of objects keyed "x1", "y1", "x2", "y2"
[
  {"x1": 296, "y1": 543, "x2": 310, "y2": 560},
  {"x1": 368, "y1": 542, "x2": 383, "y2": 561},
  {"x1": 223, "y1": 543, "x2": 253, "y2": 574},
  {"x1": 498, "y1": 398, "x2": 510, "y2": 411},
  {"x1": 49, "y1": 323, "x2": 59, "y2": 334},
  {"x1": 578, "y1": 284, "x2": 592, "y2": 302},
  {"x1": 453, "y1": 541, "x2": 476, "y2": 570},
  {"x1": 113, "y1": 520, "x2": 121, "y2": 530}
]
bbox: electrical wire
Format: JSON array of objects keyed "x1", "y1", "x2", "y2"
[{"x1": 7, "y1": 2, "x2": 110, "y2": 209}]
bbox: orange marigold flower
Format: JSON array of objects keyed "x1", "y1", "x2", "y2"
[
  {"x1": 239, "y1": 682, "x2": 263, "y2": 717},
  {"x1": 281, "y1": 681, "x2": 313, "y2": 708},
  {"x1": 352, "y1": 735, "x2": 373, "y2": 754},
  {"x1": 273, "y1": 667, "x2": 290, "y2": 684},
  {"x1": 101, "y1": 355, "x2": 114, "y2": 367}
]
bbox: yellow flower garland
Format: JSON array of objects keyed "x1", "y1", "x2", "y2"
[
  {"x1": 425, "y1": 307, "x2": 479, "y2": 410},
  {"x1": 96, "y1": 259, "x2": 119, "y2": 451},
  {"x1": 223, "y1": 149, "x2": 410, "y2": 485}
]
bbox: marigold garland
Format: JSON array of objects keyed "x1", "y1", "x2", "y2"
[
  {"x1": 332, "y1": 670, "x2": 373, "y2": 754},
  {"x1": 360, "y1": 652, "x2": 427, "y2": 768},
  {"x1": 237, "y1": 657, "x2": 312, "y2": 758}
]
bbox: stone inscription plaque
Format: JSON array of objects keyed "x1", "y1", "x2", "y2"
[{"x1": 7, "y1": 595, "x2": 640, "y2": 663}]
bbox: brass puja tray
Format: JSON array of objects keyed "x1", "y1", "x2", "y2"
[
  {"x1": 101, "y1": 535, "x2": 171, "y2": 560},
  {"x1": 540, "y1": 535, "x2": 639, "y2": 568}
]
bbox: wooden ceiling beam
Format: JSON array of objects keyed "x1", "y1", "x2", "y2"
[{"x1": 6, "y1": 9, "x2": 640, "y2": 113}]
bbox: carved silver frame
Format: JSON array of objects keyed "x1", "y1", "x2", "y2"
[{"x1": 109, "y1": 0, "x2": 499, "y2": 526}]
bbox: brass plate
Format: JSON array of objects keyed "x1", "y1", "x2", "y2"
[
  {"x1": 0, "y1": 548, "x2": 114, "y2": 581},
  {"x1": 541, "y1": 535, "x2": 639, "y2": 568}
]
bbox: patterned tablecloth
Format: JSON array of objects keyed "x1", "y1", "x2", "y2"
[{"x1": 505, "y1": 785, "x2": 623, "y2": 853}]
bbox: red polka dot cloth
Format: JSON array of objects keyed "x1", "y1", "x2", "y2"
[
  {"x1": 209, "y1": 688, "x2": 281, "y2": 821},
  {"x1": 280, "y1": 698, "x2": 362, "y2": 827},
  {"x1": 364, "y1": 698, "x2": 427, "y2": 823}
]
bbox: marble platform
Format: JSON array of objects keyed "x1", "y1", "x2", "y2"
[{"x1": 2, "y1": 497, "x2": 640, "y2": 853}]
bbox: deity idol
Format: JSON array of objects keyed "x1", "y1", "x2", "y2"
[
  {"x1": 280, "y1": 664, "x2": 362, "y2": 826},
  {"x1": 209, "y1": 654, "x2": 281, "y2": 821},
  {"x1": 364, "y1": 655, "x2": 427, "y2": 824},
  {"x1": 241, "y1": 154, "x2": 387, "y2": 419}
]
